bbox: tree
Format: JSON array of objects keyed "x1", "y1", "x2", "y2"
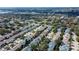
[{"x1": 31, "y1": 44, "x2": 38, "y2": 51}]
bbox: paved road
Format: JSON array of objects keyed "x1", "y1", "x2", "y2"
[
  {"x1": 10, "y1": 25, "x2": 47, "y2": 51},
  {"x1": 0, "y1": 24, "x2": 40, "y2": 48},
  {"x1": 22, "y1": 26, "x2": 52, "y2": 51}
]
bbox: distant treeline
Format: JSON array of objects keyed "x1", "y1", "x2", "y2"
[{"x1": 55, "y1": 10, "x2": 79, "y2": 16}]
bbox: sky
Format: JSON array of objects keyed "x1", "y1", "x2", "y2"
[{"x1": 0, "y1": 0, "x2": 78, "y2": 7}]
